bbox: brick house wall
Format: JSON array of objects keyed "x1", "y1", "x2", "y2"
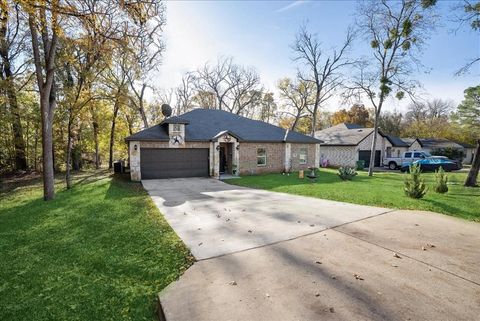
[
  {"x1": 290, "y1": 143, "x2": 317, "y2": 169},
  {"x1": 238, "y1": 143, "x2": 285, "y2": 175}
]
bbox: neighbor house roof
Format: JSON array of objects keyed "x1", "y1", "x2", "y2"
[
  {"x1": 456, "y1": 142, "x2": 476, "y2": 148},
  {"x1": 125, "y1": 108, "x2": 322, "y2": 144},
  {"x1": 418, "y1": 138, "x2": 464, "y2": 149},
  {"x1": 314, "y1": 123, "x2": 382, "y2": 146},
  {"x1": 385, "y1": 135, "x2": 410, "y2": 147}
]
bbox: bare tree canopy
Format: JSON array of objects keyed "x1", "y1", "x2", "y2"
[
  {"x1": 191, "y1": 56, "x2": 263, "y2": 115},
  {"x1": 292, "y1": 24, "x2": 354, "y2": 136}
]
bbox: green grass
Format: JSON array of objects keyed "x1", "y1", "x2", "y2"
[
  {"x1": 0, "y1": 171, "x2": 193, "y2": 321},
  {"x1": 226, "y1": 168, "x2": 480, "y2": 221}
]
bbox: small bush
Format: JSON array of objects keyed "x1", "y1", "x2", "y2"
[
  {"x1": 338, "y1": 167, "x2": 357, "y2": 181},
  {"x1": 434, "y1": 166, "x2": 449, "y2": 193},
  {"x1": 404, "y1": 163, "x2": 428, "y2": 199}
]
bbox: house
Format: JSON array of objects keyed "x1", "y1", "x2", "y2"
[
  {"x1": 384, "y1": 136, "x2": 422, "y2": 157},
  {"x1": 314, "y1": 123, "x2": 390, "y2": 167},
  {"x1": 125, "y1": 108, "x2": 322, "y2": 180},
  {"x1": 457, "y1": 142, "x2": 476, "y2": 164},
  {"x1": 416, "y1": 138, "x2": 464, "y2": 154}
]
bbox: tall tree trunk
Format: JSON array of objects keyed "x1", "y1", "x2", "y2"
[
  {"x1": 368, "y1": 108, "x2": 382, "y2": 176},
  {"x1": 311, "y1": 92, "x2": 320, "y2": 137},
  {"x1": 29, "y1": 11, "x2": 58, "y2": 200},
  {"x1": 0, "y1": 31, "x2": 28, "y2": 170},
  {"x1": 93, "y1": 120, "x2": 99, "y2": 169},
  {"x1": 125, "y1": 114, "x2": 134, "y2": 135},
  {"x1": 109, "y1": 97, "x2": 120, "y2": 169},
  {"x1": 465, "y1": 139, "x2": 480, "y2": 187},
  {"x1": 138, "y1": 83, "x2": 149, "y2": 128},
  {"x1": 5, "y1": 77, "x2": 27, "y2": 170},
  {"x1": 34, "y1": 124, "x2": 39, "y2": 171},
  {"x1": 65, "y1": 115, "x2": 73, "y2": 189},
  {"x1": 40, "y1": 93, "x2": 55, "y2": 199}
]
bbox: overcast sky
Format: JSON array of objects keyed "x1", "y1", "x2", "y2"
[{"x1": 153, "y1": 0, "x2": 479, "y2": 112}]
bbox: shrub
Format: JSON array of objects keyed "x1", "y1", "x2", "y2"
[
  {"x1": 431, "y1": 147, "x2": 464, "y2": 161},
  {"x1": 434, "y1": 166, "x2": 449, "y2": 193},
  {"x1": 404, "y1": 162, "x2": 428, "y2": 199},
  {"x1": 338, "y1": 167, "x2": 357, "y2": 181}
]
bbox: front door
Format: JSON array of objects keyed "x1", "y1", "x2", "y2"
[{"x1": 219, "y1": 146, "x2": 227, "y2": 173}]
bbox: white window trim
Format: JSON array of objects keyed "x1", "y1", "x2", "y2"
[
  {"x1": 257, "y1": 148, "x2": 267, "y2": 167},
  {"x1": 299, "y1": 148, "x2": 307, "y2": 165}
]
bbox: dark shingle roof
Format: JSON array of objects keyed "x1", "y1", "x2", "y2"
[
  {"x1": 125, "y1": 108, "x2": 321, "y2": 144},
  {"x1": 385, "y1": 135, "x2": 410, "y2": 147},
  {"x1": 161, "y1": 116, "x2": 190, "y2": 124},
  {"x1": 314, "y1": 123, "x2": 376, "y2": 146},
  {"x1": 456, "y1": 142, "x2": 476, "y2": 148},
  {"x1": 418, "y1": 138, "x2": 464, "y2": 149}
]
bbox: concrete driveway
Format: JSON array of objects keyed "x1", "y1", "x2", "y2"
[
  {"x1": 142, "y1": 178, "x2": 390, "y2": 259},
  {"x1": 142, "y1": 178, "x2": 480, "y2": 321}
]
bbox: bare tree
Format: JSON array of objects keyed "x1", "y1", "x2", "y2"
[
  {"x1": 193, "y1": 57, "x2": 263, "y2": 115},
  {"x1": 277, "y1": 77, "x2": 314, "y2": 131},
  {"x1": 175, "y1": 72, "x2": 195, "y2": 115},
  {"x1": 347, "y1": 0, "x2": 437, "y2": 176},
  {"x1": 292, "y1": 24, "x2": 354, "y2": 136},
  {"x1": 406, "y1": 98, "x2": 454, "y2": 121}
]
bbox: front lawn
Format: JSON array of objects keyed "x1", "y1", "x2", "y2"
[
  {"x1": 226, "y1": 168, "x2": 480, "y2": 221},
  {"x1": 0, "y1": 171, "x2": 193, "y2": 321}
]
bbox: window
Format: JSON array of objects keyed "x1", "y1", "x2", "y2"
[
  {"x1": 257, "y1": 148, "x2": 267, "y2": 166},
  {"x1": 413, "y1": 152, "x2": 423, "y2": 158},
  {"x1": 299, "y1": 148, "x2": 307, "y2": 164},
  {"x1": 405, "y1": 152, "x2": 412, "y2": 158},
  {"x1": 172, "y1": 124, "x2": 181, "y2": 132}
]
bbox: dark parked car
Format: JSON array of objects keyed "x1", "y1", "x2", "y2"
[{"x1": 400, "y1": 158, "x2": 459, "y2": 172}]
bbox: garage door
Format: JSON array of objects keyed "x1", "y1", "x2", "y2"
[
  {"x1": 358, "y1": 150, "x2": 381, "y2": 167},
  {"x1": 140, "y1": 148, "x2": 209, "y2": 179}
]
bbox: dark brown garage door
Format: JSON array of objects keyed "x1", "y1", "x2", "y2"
[
  {"x1": 140, "y1": 148, "x2": 209, "y2": 179},
  {"x1": 358, "y1": 150, "x2": 381, "y2": 167}
]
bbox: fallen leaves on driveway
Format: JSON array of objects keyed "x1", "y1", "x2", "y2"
[{"x1": 353, "y1": 274, "x2": 364, "y2": 281}]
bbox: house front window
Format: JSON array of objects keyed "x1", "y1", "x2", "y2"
[
  {"x1": 299, "y1": 148, "x2": 307, "y2": 164},
  {"x1": 257, "y1": 148, "x2": 267, "y2": 166}
]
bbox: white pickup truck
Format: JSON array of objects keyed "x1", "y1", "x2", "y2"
[{"x1": 383, "y1": 151, "x2": 431, "y2": 170}]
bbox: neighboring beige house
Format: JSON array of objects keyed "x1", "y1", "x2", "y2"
[
  {"x1": 316, "y1": 123, "x2": 476, "y2": 167},
  {"x1": 314, "y1": 123, "x2": 391, "y2": 168},
  {"x1": 125, "y1": 108, "x2": 322, "y2": 180}
]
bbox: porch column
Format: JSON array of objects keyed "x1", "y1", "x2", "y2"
[
  {"x1": 233, "y1": 142, "x2": 240, "y2": 176},
  {"x1": 284, "y1": 143, "x2": 291, "y2": 172},
  {"x1": 129, "y1": 141, "x2": 141, "y2": 181},
  {"x1": 213, "y1": 141, "x2": 220, "y2": 178},
  {"x1": 315, "y1": 144, "x2": 320, "y2": 168}
]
